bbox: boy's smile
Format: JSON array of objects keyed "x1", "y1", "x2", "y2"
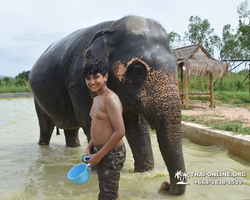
[{"x1": 85, "y1": 73, "x2": 108, "y2": 94}]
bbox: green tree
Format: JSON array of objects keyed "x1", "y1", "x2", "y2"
[
  {"x1": 237, "y1": 0, "x2": 250, "y2": 24},
  {"x1": 237, "y1": 0, "x2": 250, "y2": 52},
  {"x1": 168, "y1": 31, "x2": 182, "y2": 49},
  {"x1": 220, "y1": 1, "x2": 250, "y2": 59},
  {"x1": 3, "y1": 77, "x2": 11, "y2": 85},
  {"x1": 220, "y1": 24, "x2": 244, "y2": 59},
  {"x1": 15, "y1": 78, "x2": 27, "y2": 87},
  {"x1": 15, "y1": 70, "x2": 30, "y2": 81},
  {"x1": 184, "y1": 15, "x2": 221, "y2": 57}
]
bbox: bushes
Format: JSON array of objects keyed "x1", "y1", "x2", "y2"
[
  {"x1": 0, "y1": 77, "x2": 31, "y2": 93},
  {"x1": 214, "y1": 91, "x2": 250, "y2": 104}
]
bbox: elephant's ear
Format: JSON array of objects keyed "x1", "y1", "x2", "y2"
[{"x1": 82, "y1": 28, "x2": 116, "y2": 69}]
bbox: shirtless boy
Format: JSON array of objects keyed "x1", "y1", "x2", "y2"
[{"x1": 83, "y1": 64, "x2": 126, "y2": 200}]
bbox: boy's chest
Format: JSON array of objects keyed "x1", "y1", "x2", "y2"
[{"x1": 90, "y1": 98, "x2": 107, "y2": 119}]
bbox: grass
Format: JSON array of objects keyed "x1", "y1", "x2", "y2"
[
  {"x1": 214, "y1": 91, "x2": 250, "y2": 104},
  {"x1": 181, "y1": 113, "x2": 250, "y2": 135},
  {"x1": 0, "y1": 85, "x2": 31, "y2": 93}
]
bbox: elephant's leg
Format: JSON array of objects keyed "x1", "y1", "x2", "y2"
[
  {"x1": 34, "y1": 99, "x2": 54, "y2": 145},
  {"x1": 124, "y1": 111, "x2": 154, "y2": 172},
  {"x1": 64, "y1": 129, "x2": 81, "y2": 147},
  {"x1": 81, "y1": 119, "x2": 91, "y2": 143},
  {"x1": 68, "y1": 87, "x2": 92, "y2": 145}
]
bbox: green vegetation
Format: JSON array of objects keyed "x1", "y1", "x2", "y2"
[
  {"x1": 0, "y1": 71, "x2": 31, "y2": 93},
  {"x1": 214, "y1": 91, "x2": 250, "y2": 104},
  {"x1": 214, "y1": 69, "x2": 250, "y2": 92},
  {"x1": 184, "y1": 15, "x2": 221, "y2": 57}
]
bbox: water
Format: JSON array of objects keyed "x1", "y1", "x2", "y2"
[{"x1": 0, "y1": 97, "x2": 250, "y2": 200}]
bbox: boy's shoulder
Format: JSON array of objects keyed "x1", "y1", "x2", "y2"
[
  {"x1": 103, "y1": 89, "x2": 122, "y2": 105},
  {"x1": 104, "y1": 89, "x2": 119, "y2": 100}
]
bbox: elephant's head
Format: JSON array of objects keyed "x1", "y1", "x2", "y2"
[{"x1": 82, "y1": 16, "x2": 186, "y2": 195}]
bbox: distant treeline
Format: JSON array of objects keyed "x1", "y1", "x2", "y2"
[{"x1": 0, "y1": 71, "x2": 31, "y2": 93}]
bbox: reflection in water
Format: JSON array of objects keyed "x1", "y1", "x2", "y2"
[{"x1": 0, "y1": 97, "x2": 250, "y2": 200}]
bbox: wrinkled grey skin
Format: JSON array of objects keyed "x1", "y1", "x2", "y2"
[{"x1": 29, "y1": 15, "x2": 186, "y2": 195}]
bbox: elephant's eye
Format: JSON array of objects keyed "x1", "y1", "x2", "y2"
[{"x1": 126, "y1": 62, "x2": 147, "y2": 83}]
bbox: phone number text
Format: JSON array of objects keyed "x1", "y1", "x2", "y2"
[{"x1": 194, "y1": 180, "x2": 243, "y2": 185}]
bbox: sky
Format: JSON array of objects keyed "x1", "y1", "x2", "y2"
[{"x1": 0, "y1": 0, "x2": 246, "y2": 77}]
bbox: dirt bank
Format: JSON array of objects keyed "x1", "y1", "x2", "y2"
[{"x1": 181, "y1": 102, "x2": 250, "y2": 126}]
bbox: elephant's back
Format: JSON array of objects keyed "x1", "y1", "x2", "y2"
[
  {"x1": 29, "y1": 20, "x2": 115, "y2": 94},
  {"x1": 30, "y1": 20, "x2": 114, "y2": 80},
  {"x1": 29, "y1": 20, "x2": 114, "y2": 127}
]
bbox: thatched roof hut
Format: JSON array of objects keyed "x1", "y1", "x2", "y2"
[
  {"x1": 171, "y1": 44, "x2": 229, "y2": 108},
  {"x1": 172, "y1": 44, "x2": 229, "y2": 78}
]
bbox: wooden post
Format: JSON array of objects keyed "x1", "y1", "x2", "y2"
[
  {"x1": 210, "y1": 73, "x2": 214, "y2": 108},
  {"x1": 181, "y1": 65, "x2": 184, "y2": 105},
  {"x1": 185, "y1": 66, "x2": 189, "y2": 108}
]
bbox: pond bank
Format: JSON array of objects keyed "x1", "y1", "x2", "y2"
[
  {"x1": 0, "y1": 92, "x2": 33, "y2": 98},
  {"x1": 182, "y1": 122, "x2": 250, "y2": 163}
]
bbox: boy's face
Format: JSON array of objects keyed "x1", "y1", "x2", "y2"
[{"x1": 85, "y1": 73, "x2": 108, "y2": 93}]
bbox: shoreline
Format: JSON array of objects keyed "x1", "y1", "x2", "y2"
[{"x1": 0, "y1": 92, "x2": 33, "y2": 98}]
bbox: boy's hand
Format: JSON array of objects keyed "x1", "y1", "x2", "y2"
[
  {"x1": 87, "y1": 153, "x2": 102, "y2": 167},
  {"x1": 85, "y1": 147, "x2": 91, "y2": 156}
]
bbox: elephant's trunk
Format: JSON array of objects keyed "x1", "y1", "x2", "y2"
[
  {"x1": 155, "y1": 112, "x2": 186, "y2": 195},
  {"x1": 141, "y1": 69, "x2": 186, "y2": 195}
]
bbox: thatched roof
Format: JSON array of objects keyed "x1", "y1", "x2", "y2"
[{"x1": 172, "y1": 44, "x2": 229, "y2": 78}]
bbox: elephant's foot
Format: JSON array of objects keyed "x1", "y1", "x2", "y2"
[
  {"x1": 64, "y1": 129, "x2": 81, "y2": 148},
  {"x1": 38, "y1": 138, "x2": 50, "y2": 145},
  {"x1": 160, "y1": 181, "x2": 186, "y2": 195},
  {"x1": 134, "y1": 164, "x2": 154, "y2": 172},
  {"x1": 39, "y1": 142, "x2": 49, "y2": 145},
  {"x1": 65, "y1": 136, "x2": 80, "y2": 147},
  {"x1": 66, "y1": 142, "x2": 81, "y2": 148},
  {"x1": 160, "y1": 181, "x2": 171, "y2": 194},
  {"x1": 38, "y1": 131, "x2": 53, "y2": 146}
]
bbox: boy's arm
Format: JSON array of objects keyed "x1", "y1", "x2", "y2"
[{"x1": 93, "y1": 94, "x2": 125, "y2": 162}]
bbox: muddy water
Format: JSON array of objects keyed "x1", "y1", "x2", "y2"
[{"x1": 0, "y1": 97, "x2": 250, "y2": 200}]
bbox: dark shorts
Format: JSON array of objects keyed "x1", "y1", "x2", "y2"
[{"x1": 93, "y1": 143, "x2": 126, "y2": 200}]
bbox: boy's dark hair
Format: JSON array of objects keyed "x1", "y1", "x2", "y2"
[{"x1": 83, "y1": 63, "x2": 108, "y2": 78}]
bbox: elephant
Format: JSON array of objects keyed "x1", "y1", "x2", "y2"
[{"x1": 29, "y1": 15, "x2": 186, "y2": 195}]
